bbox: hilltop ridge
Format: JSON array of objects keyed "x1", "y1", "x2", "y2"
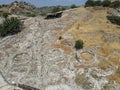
[{"x1": 0, "y1": 1, "x2": 71, "y2": 16}]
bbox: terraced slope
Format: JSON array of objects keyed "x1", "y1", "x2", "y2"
[{"x1": 0, "y1": 7, "x2": 120, "y2": 90}]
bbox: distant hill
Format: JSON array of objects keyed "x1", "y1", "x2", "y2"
[
  {"x1": 0, "y1": 1, "x2": 72, "y2": 16},
  {"x1": 0, "y1": 1, "x2": 36, "y2": 15}
]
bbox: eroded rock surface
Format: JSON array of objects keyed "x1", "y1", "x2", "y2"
[{"x1": 0, "y1": 7, "x2": 120, "y2": 90}]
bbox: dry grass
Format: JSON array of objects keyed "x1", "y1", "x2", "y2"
[
  {"x1": 98, "y1": 53, "x2": 120, "y2": 84},
  {"x1": 108, "y1": 53, "x2": 120, "y2": 66},
  {"x1": 109, "y1": 42, "x2": 120, "y2": 50},
  {"x1": 66, "y1": 7, "x2": 120, "y2": 84},
  {"x1": 97, "y1": 44, "x2": 113, "y2": 57},
  {"x1": 52, "y1": 7, "x2": 120, "y2": 85},
  {"x1": 98, "y1": 53, "x2": 120, "y2": 69},
  {"x1": 98, "y1": 59, "x2": 111, "y2": 70},
  {"x1": 107, "y1": 54, "x2": 120, "y2": 84},
  {"x1": 67, "y1": 7, "x2": 120, "y2": 36},
  {"x1": 75, "y1": 73, "x2": 85, "y2": 85},
  {"x1": 81, "y1": 52, "x2": 93, "y2": 61},
  {"x1": 66, "y1": 7, "x2": 120, "y2": 56},
  {"x1": 52, "y1": 44, "x2": 72, "y2": 54},
  {"x1": 108, "y1": 66, "x2": 120, "y2": 84}
]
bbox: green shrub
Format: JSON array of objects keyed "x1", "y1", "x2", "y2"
[
  {"x1": 71, "y1": 4, "x2": 77, "y2": 8},
  {"x1": 2, "y1": 12, "x2": 9, "y2": 18},
  {"x1": 95, "y1": 1, "x2": 102, "y2": 6},
  {"x1": 52, "y1": 7, "x2": 61, "y2": 13},
  {"x1": 102, "y1": 0, "x2": 111, "y2": 7},
  {"x1": 85, "y1": 0, "x2": 102, "y2": 7},
  {"x1": 40, "y1": 13, "x2": 46, "y2": 16},
  {"x1": 75, "y1": 40, "x2": 84, "y2": 50},
  {"x1": 52, "y1": 6, "x2": 66, "y2": 13},
  {"x1": 107, "y1": 15, "x2": 120, "y2": 25},
  {"x1": 0, "y1": 17, "x2": 23, "y2": 37},
  {"x1": 61, "y1": 7, "x2": 66, "y2": 11},
  {"x1": 0, "y1": 12, "x2": 10, "y2": 18},
  {"x1": 110, "y1": 1, "x2": 120, "y2": 8},
  {"x1": 0, "y1": 5, "x2": 2, "y2": 8},
  {"x1": 85, "y1": 0, "x2": 95, "y2": 7},
  {"x1": 25, "y1": 12, "x2": 36, "y2": 17},
  {"x1": 58, "y1": 36, "x2": 62, "y2": 40},
  {"x1": 85, "y1": 0, "x2": 120, "y2": 8}
]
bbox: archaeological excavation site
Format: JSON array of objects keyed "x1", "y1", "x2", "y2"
[{"x1": 0, "y1": 0, "x2": 120, "y2": 90}]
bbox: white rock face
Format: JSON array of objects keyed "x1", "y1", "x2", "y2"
[
  {"x1": 0, "y1": 8, "x2": 119, "y2": 90},
  {"x1": 0, "y1": 17, "x2": 4, "y2": 24},
  {"x1": 45, "y1": 84, "x2": 72, "y2": 90},
  {"x1": 0, "y1": 74, "x2": 15, "y2": 90},
  {"x1": 0, "y1": 10, "x2": 81, "y2": 90},
  {"x1": 62, "y1": 34, "x2": 74, "y2": 39}
]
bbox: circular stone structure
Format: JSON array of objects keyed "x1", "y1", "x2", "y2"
[
  {"x1": 46, "y1": 48, "x2": 64, "y2": 61},
  {"x1": 76, "y1": 49, "x2": 97, "y2": 66},
  {"x1": 13, "y1": 52, "x2": 31, "y2": 66}
]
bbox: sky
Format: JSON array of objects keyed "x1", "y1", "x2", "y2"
[{"x1": 0, "y1": 0, "x2": 87, "y2": 7}]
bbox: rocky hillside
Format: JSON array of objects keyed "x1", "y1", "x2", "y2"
[
  {"x1": 0, "y1": 1, "x2": 36, "y2": 14},
  {"x1": 0, "y1": 6, "x2": 120, "y2": 90},
  {"x1": 0, "y1": 1, "x2": 71, "y2": 16}
]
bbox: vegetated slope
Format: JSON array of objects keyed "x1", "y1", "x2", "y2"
[
  {"x1": 0, "y1": 1, "x2": 71, "y2": 16},
  {"x1": 0, "y1": 1, "x2": 37, "y2": 14},
  {"x1": 66, "y1": 6, "x2": 120, "y2": 87},
  {"x1": 0, "y1": 6, "x2": 120, "y2": 90}
]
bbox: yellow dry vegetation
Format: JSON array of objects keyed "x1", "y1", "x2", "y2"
[
  {"x1": 81, "y1": 53, "x2": 93, "y2": 61},
  {"x1": 98, "y1": 53, "x2": 120, "y2": 84},
  {"x1": 75, "y1": 73, "x2": 85, "y2": 85},
  {"x1": 108, "y1": 66, "x2": 120, "y2": 84},
  {"x1": 52, "y1": 6, "x2": 120, "y2": 85},
  {"x1": 98, "y1": 53, "x2": 120, "y2": 69},
  {"x1": 65, "y1": 7, "x2": 120, "y2": 84},
  {"x1": 97, "y1": 44, "x2": 113, "y2": 57},
  {"x1": 52, "y1": 44, "x2": 72, "y2": 54},
  {"x1": 109, "y1": 42, "x2": 120, "y2": 50},
  {"x1": 66, "y1": 6, "x2": 120, "y2": 55}
]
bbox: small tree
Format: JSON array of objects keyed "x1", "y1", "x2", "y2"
[
  {"x1": 107, "y1": 15, "x2": 120, "y2": 25},
  {"x1": 95, "y1": 1, "x2": 102, "y2": 6},
  {"x1": 58, "y1": 36, "x2": 62, "y2": 40},
  {"x1": 2, "y1": 12, "x2": 9, "y2": 18},
  {"x1": 85, "y1": 0, "x2": 112, "y2": 7},
  {"x1": 110, "y1": 1, "x2": 120, "y2": 8},
  {"x1": 25, "y1": 12, "x2": 36, "y2": 17},
  {"x1": 71, "y1": 4, "x2": 77, "y2": 8},
  {"x1": 85, "y1": 0, "x2": 95, "y2": 7},
  {"x1": 0, "y1": 5, "x2": 2, "y2": 8},
  {"x1": 102, "y1": 0, "x2": 111, "y2": 7},
  {"x1": 52, "y1": 6, "x2": 61, "y2": 13},
  {"x1": 61, "y1": 7, "x2": 66, "y2": 11},
  {"x1": 75, "y1": 40, "x2": 84, "y2": 50}
]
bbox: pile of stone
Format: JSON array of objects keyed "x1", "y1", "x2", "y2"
[{"x1": 112, "y1": 8, "x2": 120, "y2": 16}]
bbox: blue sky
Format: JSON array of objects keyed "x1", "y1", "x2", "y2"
[{"x1": 0, "y1": 0, "x2": 87, "y2": 7}]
